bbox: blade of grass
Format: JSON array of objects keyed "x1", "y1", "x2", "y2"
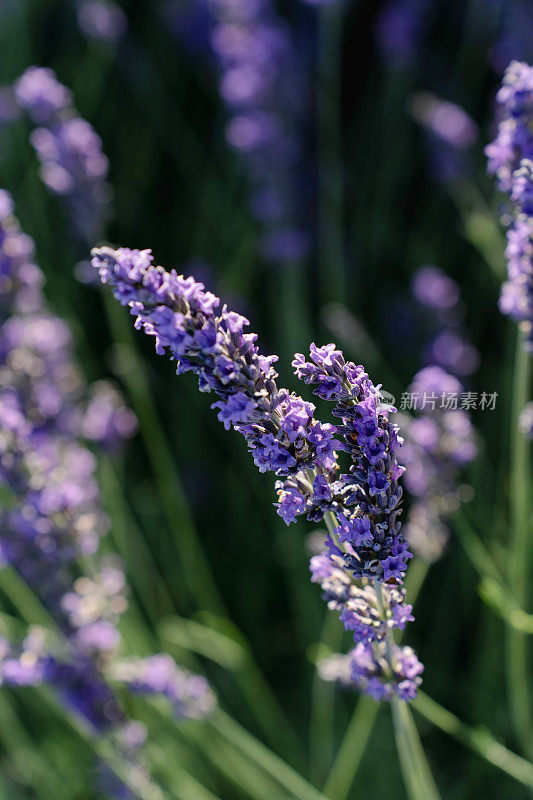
[
  {"x1": 479, "y1": 577, "x2": 533, "y2": 633},
  {"x1": 209, "y1": 710, "x2": 333, "y2": 800},
  {"x1": 159, "y1": 612, "x2": 305, "y2": 765},
  {"x1": 413, "y1": 691, "x2": 533, "y2": 790}
]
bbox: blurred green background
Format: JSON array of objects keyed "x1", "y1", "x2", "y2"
[{"x1": 0, "y1": 0, "x2": 532, "y2": 798}]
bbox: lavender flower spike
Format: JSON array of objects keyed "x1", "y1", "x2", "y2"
[
  {"x1": 91, "y1": 246, "x2": 339, "y2": 478},
  {"x1": 91, "y1": 246, "x2": 422, "y2": 702},
  {"x1": 486, "y1": 61, "x2": 533, "y2": 352},
  {"x1": 14, "y1": 67, "x2": 111, "y2": 241}
]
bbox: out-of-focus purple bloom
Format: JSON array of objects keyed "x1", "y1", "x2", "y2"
[
  {"x1": 14, "y1": 67, "x2": 72, "y2": 123},
  {"x1": 519, "y1": 401, "x2": 533, "y2": 439},
  {"x1": 77, "y1": 1, "x2": 128, "y2": 43},
  {"x1": 399, "y1": 366, "x2": 477, "y2": 562},
  {"x1": 412, "y1": 266, "x2": 480, "y2": 377},
  {"x1": 14, "y1": 67, "x2": 111, "y2": 241},
  {"x1": 92, "y1": 246, "x2": 422, "y2": 701},
  {"x1": 375, "y1": 0, "x2": 431, "y2": 68},
  {"x1": 411, "y1": 92, "x2": 478, "y2": 183},
  {"x1": 412, "y1": 93, "x2": 478, "y2": 149},
  {"x1": 1, "y1": 197, "x2": 214, "y2": 794},
  {"x1": 412, "y1": 265, "x2": 460, "y2": 311},
  {"x1": 111, "y1": 654, "x2": 216, "y2": 719},
  {"x1": 172, "y1": 0, "x2": 310, "y2": 265},
  {"x1": 81, "y1": 381, "x2": 137, "y2": 452}
]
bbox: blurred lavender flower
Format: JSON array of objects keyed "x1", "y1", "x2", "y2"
[
  {"x1": 110, "y1": 654, "x2": 216, "y2": 719},
  {"x1": 14, "y1": 67, "x2": 111, "y2": 241},
  {"x1": 0, "y1": 196, "x2": 214, "y2": 794},
  {"x1": 173, "y1": 0, "x2": 311, "y2": 264},
  {"x1": 375, "y1": 0, "x2": 432, "y2": 69},
  {"x1": 399, "y1": 367, "x2": 477, "y2": 562},
  {"x1": 519, "y1": 401, "x2": 533, "y2": 439},
  {"x1": 412, "y1": 265, "x2": 480, "y2": 377},
  {"x1": 81, "y1": 381, "x2": 138, "y2": 452},
  {"x1": 490, "y1": 0, "x2": 533, "y2": 75},
  {"x1": 91, "y1": 245, "x2": 422, "y2": 702},
  {"x1": 486, "y1": 62, "x2": 533, "y2": 352},
  {"x1": 77, "y1": 0, "x2": 128, "y2": 43},
  {"x1": 411, "y1": 92, "x2": 478, "y2": 183}
]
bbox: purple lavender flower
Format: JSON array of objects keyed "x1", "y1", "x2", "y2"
[
  {"x1": 77, "y1": 1, "x2": 128, "y2": 43},
  {"x1": 91, "y1": 246, "x2": 338, "y2": 477},
  {"x1": 92, "y1": 246, "x2": 422, "y2": 702},
  {"x1": 14, "y1": 67, "x2": 110, "y2": 241},
  {"x1": 290, "y1": 344, "x2": 410, "y2": 583},
  {"x1": 310, "y1": 552, "x2": 413, "y2": 645},
  {"x1": 319, "y1": 642, "x2": 424, "y2": 701},
  {"x1": 485, "y1": 61, "x2": 533, "y2": 193}
]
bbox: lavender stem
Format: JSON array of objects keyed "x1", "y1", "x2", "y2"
[{"x1": 506, "y1": 329, "x2": 533, "y2": 759}]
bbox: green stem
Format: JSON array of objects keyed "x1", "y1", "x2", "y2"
[
  {"x1": 321, "y1": 560, "x2": 430, "y2": 800},
  {"x1": 309, "y1": 611, "x2": 344, "y2": 785},
  {"x1": 506, "y1": 330, "x2": 533, "y2": 757},
  {"x1": 391, "y1": 698, "x2": 442, "y2": 800},
  {"x1": 322, "y1": 695, "x2": 379, "y2": 800},
  {"x1": 414, "y1": 691, "x2": 533, "y2": 790}
]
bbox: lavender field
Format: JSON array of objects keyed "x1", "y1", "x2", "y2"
[{"x1": 0, "y1": 1, "x2": 532, "y2": 798}]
